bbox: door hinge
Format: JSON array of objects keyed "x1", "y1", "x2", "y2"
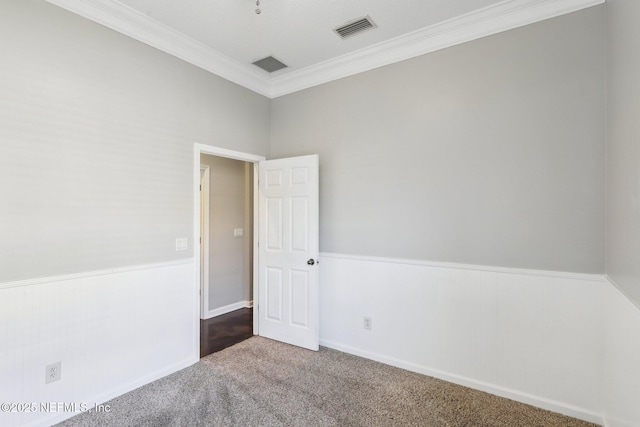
[{"x1": 199, "y1": 185, "x2": 202, "y2": 191}]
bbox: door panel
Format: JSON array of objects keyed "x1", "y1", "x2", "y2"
[
  {"x1": 266, "y1": 267, "x2": 283, "y2": 322},
  {"x1": 258, "y1": 155, "x2": 319, "y2": 351},
  {"x1": 291, "y1": 197, "x2": 309, "y2": 253},
  {"x1": 290, "y1": 269, "x2": 310, "y2": 327},
  {"x1": 266, "y1": 198, "x2": 283, "y2": 251}
]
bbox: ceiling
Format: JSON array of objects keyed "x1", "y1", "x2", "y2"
[
  {"x1": 114, "y1": 0, "x2": 501, "y2": 72},
  {"x1": 46, "y1": 0, "x2": 602, "y2": 98}
]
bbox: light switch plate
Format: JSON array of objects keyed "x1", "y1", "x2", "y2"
[
  {"x1": 175, "y1": 238, "x2": 188, "y2": 251},
  {"x1": 233, "y1": 228, "x2": 244, "y2": 237}
]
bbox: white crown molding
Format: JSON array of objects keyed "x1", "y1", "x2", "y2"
[
  {"x1": 270, "y1": 0, "x2": 605, "y2": 97},
  {"x1": 45, "y1": 0, "x2": 273, "y2": 97},
  {"x1": 45, "y1": 0, "x2": 604, "y2": 99}
]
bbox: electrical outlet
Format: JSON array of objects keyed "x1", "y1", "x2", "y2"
[
  {"x1": 45, "y1": 362, "x2": 61, "y2": 384},
  {"x1": 363, "y1": 316, "x2": 372, "y2": 331}
]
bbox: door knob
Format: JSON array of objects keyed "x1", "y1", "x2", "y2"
[{"x1": 307, "y1": 259, "x2": 316, "y2": 266}]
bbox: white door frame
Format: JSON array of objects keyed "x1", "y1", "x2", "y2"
[
  {"x1": 193, "y1": 143, "x2": 266, "y2": 345},
  {"x1": 199, "y1": 165, "x2": 210, "y2": 319}
]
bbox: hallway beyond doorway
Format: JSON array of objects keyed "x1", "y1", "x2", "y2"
[{"x1": 200, "y1": 308, "x2": 253, "y2": 358}]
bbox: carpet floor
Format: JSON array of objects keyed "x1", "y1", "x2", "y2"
[{"x1": 57, "y1": 337, "x2": 598, "y2": 427}]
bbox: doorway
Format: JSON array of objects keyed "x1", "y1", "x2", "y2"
[
  {"x1": 194, "y1": 144, "x2": 264, "y2": 357},
  {"x1": 199, "y1": 153, "x2": 256, "y2": 357},
  {"x1": 193, "y1": 143, "x2": 320, "y2": 357}
]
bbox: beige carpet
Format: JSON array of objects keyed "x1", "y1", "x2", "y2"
[{"x1": 58, "y1": 337, "x2": 598, "y2": 426}]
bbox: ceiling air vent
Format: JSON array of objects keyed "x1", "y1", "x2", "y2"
[
  {"x1": 252, "y1": 56, "x2": 288, "y2": 73},
  {"x1": 334, "y1": 16, "x2": 376, "y2": 39}
]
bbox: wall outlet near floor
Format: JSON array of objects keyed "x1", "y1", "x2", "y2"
[
  {"x1": 45, "y1": 361, "x2": 61, "y2": 384},
  {"x1": 363, "y1": 316, "x2": 372, "y2": 331}
]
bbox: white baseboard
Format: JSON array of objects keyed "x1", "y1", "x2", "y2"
[
  {"x1": 318, "y1": 253, "x2": 604, "y2": 425},
  {"x1": 29, "y1": 355, "x2": 198, "y2": 427},
  {"x1": 0, "y1": 261, "x2": 197, "y2": 427},
  {"x1": 204, "y1": 300, "x2": 253, "y2": 319},
  {"x1": 320, "y1": 339, "x2": 603, "y2": 425}
]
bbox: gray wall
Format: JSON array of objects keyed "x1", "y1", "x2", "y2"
[
  {"x1": 200, "y1": 155, "x2": 252, "y2": 309},
  {"x1": 606, "y1": 0, "x2": 640, "y2": 304},
  {"x1": 0, "y1": 1, "x2": 608, "y2": 282},
  {"x1": 0, "y1": 0, "x2": 269, "y2": 282},
  {"x1": 271, "y1": 7, "x2": 605, "y2": 274}
]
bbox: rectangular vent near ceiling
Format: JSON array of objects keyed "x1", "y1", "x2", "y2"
[
  {"x1": 252, "y1": 56, "x2": 288, "y2": 73},
  {"x1": 334, "y1": 16, "x2": 376, "y2": 39}
]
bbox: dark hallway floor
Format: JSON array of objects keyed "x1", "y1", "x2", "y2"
[{"x1": 200, "y1": 308, "x2": 253, "y2": 358}]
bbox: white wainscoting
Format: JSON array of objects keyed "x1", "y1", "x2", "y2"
[
  {"x1": 0, "y1": 260, "x2": 198, "y2": 427},
  {"x1": 204, "y1": 300, "x2": 253, "y2": 319},
  {"x1": 318, "y1": 253, "x2": 604, "y2": 424},
  {"x1": 7, "y1": 254, "x2": 640, "y2": 427},
  {"x1": 603, "y1": 277, "x2": 640, "y2": 427}
]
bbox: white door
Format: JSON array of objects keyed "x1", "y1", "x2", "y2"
[{"x1": 258, "y1": 154, "x2": 319, "y2": 351}]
